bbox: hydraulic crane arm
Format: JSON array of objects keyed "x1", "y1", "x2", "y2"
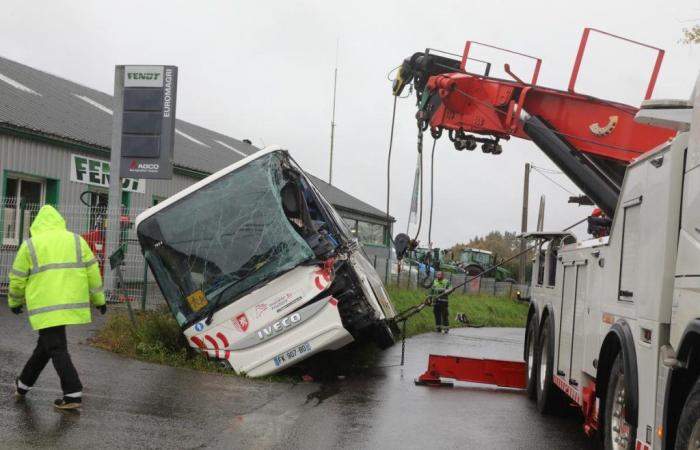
[{"x1": 393, "y1": 29, "x2": 676, "y2": 218}]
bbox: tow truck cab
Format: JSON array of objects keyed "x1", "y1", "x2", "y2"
[{"x1": 135, "y1": 147, "x2": 398, "y2": 377}]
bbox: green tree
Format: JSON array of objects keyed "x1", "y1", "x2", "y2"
[{"x1": 681, "y1": 24, "x2": 700, "y2": 44}]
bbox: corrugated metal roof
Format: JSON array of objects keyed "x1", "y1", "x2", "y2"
[{"x1": 0, "y1": 56, "x2": 391, "y2": 222}]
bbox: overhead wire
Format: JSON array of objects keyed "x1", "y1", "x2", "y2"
[{"x1": 531, "y1": 166, "x2": 576, "y2": 196}]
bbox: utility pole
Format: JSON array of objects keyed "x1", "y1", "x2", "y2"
[
  {"x1": 329, "y1": 40, "x2": 339, "y2": 185},
  {"x1": 519, "y1": 163, "x2": 530, "y2": 283}
]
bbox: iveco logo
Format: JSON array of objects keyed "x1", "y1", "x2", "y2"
[{"x1": 257, "y1": 313, "x2": 301, "y2": 340}]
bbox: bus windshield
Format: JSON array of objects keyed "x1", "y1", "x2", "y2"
[{"x1": 138, "y1": 152, "x2": 316, "y2": 327}]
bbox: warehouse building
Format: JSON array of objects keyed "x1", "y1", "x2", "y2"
[{"x1": 0, "y1": 56, "x2": 392, "y2": 298}]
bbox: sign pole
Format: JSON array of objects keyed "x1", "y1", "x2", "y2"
[{"x1": 104, "y1": 65, "x2": 125, "y2": 300}]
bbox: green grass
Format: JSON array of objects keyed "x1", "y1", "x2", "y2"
[
  {"x1": 92, "y1": 308, "x2": 231, "y2": 374},
  {"x1": 387, "y1": 285, "x2": 528, "y2": 338},
  {"x1": 93, "y1": 288, "x2": 528, "y2": 379}
]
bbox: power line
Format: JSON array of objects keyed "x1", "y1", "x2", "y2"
[{"x1": 531, "y1": 166, "x2": 576, "y2": 196}]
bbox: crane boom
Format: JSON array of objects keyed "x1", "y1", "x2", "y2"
[{"x1": 393, "y1": 28, "x2": 676, "y2": 218}]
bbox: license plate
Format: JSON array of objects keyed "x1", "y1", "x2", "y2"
[{"x1": 273, "y1": 342, "x2": 312, "y2": 367}]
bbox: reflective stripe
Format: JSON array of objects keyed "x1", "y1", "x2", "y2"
[
  {"x1": 10, "y1": 268, "x2": 29, "y2": 277},
  {"x1": 65, "y1": 391, "x2": 82, "y2": 398},
  {"x1": 85, "y1": 259, "x2": 97, "y2": 267},
  {"x1": 26, "y1": 239, "x2": 39, "y2": 272},
  {"x1": 89, "y1": 286, "x2": 103, "y2": 294},
  {"x1": 31, "y1": 262, "x2": 92, "y2": 274},
  {"x1": 27, "y1": 301, "x2": 90, "y2": 316},
  {"x1": 73, "y1": 233, "x2": 82, "y2": 264}
]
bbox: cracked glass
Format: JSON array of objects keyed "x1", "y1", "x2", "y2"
[{"x1": 138, "y1": 152, "x2": 315, "y2": 327}]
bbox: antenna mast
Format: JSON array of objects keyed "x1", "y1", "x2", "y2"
[{"x1": 329, "y1": 39, "x2": 339, "y2": 185}]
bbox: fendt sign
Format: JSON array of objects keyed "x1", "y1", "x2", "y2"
[{"x1": 118, "y1": 65, "x2": 178, "y2": 179}]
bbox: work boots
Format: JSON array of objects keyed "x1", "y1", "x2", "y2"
[{"x1": 54, "y1": 396, "x2": 82, "y2": 410}]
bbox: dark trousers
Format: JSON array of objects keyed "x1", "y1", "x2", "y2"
[
  {"x1": 433, "y1": 300, "x2": 449, "y2": 329},
  {"x1": 19, "y1": 325, "x2": 82, "y2": 395}
]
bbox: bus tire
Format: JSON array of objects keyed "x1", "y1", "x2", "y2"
[
  {"x1": 525, "y1": 318, "x2": 538, "y2": 400},
  {"x1": 536, "y1": 318, "x2": 566, "y2": 414},
  {"x1": 604, "y1": 353, "x2": 636, "y2": 450},
  {"x1": 675, "y1": 377, "x2": 700, "y2": 450}
]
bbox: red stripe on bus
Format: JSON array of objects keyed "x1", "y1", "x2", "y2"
[
  {"x1": 204, "y1": 335, "x2": 220, "y2": 359},
  {"x1": 216, "y1": 332, "x2": 229, "y2": 347},
  {"x1": 190, "y1": 336, "x2": 205, "y2": 349}
]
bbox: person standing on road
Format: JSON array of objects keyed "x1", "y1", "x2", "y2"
[
  {"x1": 430, "y1": 271, "x2": 451, "y2": 334},
  {"x1": 7, "y1": 205, "x2": 106, "y2": 410}
]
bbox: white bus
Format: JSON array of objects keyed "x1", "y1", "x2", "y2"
[{"x1": 136, "y1": 147, "x2": 398, "y2": 377}]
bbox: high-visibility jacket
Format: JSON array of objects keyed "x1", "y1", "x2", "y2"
[
  {"x1": 8, "y1": 205, "x2": 106, "y2": 330},
  {"x1": 430, "y1": 278, "x2": 451, "y2": 301}
]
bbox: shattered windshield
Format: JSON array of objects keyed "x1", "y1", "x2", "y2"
[{"x1": 138, "y1": 152, "x2": 315, "y2": 327}]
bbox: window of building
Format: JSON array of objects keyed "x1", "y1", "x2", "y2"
[
  {"x1": 340, "y1": 215, "x2": 387, "y2": 246},
  {"x1": 357, "y1": 221, "x2": 385, "y2": 246},
  {"x1": 343, "y1": 217, "x2": 358, "y2": 236},
  {"x1": 2, "y1": 176, "x2": 45, "y2": 245},
  {"x1": 83, "y1": 190, "x2": 131, "y2": 231}
]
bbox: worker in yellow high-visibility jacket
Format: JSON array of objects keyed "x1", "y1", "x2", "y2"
[{"x1": 7, "y1": 205, "x2": 106, "y2": 410}]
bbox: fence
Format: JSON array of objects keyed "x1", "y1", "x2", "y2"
[
  {"x1": 0, "y1": 199, "x2": 165, "y2": 310},
  {"x1": 368, "y1": 253, "x2": 530, "y2": 298},
  {"x1": 0, "y1": 199, "x2": 529, "y2": 313}
]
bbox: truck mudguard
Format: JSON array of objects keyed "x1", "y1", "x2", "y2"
[{"x1": 597, "y1": 320, "x2": 639, "y2": 428}]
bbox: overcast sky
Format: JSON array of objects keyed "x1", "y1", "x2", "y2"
[{"x1": 2, "y1": 0, "x2": 699, "y2": 248}]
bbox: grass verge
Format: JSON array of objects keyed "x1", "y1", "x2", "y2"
[
  {"x1": 387, "y1": 286, "x2": 528, "y2": 337},
  {"x1": 92, "y1": 308, "x2": 233, "y2": 375},
  {"x1": 93, "y1": 288, "x2": 528, "y2": 379}
]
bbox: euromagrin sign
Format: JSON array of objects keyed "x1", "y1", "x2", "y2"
[{"x1": 70, "y1": 154, "x2": 145, "y2": 193}]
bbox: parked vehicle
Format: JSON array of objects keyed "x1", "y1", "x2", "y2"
[{"x1": 453, "y1": 248, "x2": 514, "y2": 282}]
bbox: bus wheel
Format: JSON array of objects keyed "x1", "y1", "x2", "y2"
[
  {"x1": 525, "y1": 319, "x2": 538, "y2": 400},
  {"x1": 536, "y1": 318, "x2": 566, "y2": 414},
  {"x1": 604, "y1": 354, "x2": 635, "y2": 450},
  {"x1": 675, "y1": 377, "x2": 700, "y2": 450}
]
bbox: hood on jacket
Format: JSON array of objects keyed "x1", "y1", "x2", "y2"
[{"x1": 29, "y1": 205, "x2": 67, "y2": 237}]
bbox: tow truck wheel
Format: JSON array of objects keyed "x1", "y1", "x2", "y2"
[
  {"x1": 604, "y1": 354, "x2": 635, "y2": 450},
  {"x1": 675, "y1": 377, "x2": 700, "y2": 449},
  {"x1": 525, "y1": 319, "x2": 538, "y2": 400},
  {"x1": 536, "y1": 318, "x2": 566, "y2": 414}
]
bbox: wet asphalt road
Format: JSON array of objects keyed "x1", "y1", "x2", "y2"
[{"x1": 0, "y1": 300, "x2": 595, "y2": 449}]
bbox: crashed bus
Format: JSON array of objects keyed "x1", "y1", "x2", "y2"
[{"x1": 135, "y1": 147, "x2": 398, "y2": 377}]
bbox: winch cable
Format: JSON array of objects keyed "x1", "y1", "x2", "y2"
[
  {"x1": 410, "y1": 127, "x2": 425, "y2": 243},
  {"x1": 393, "y1": 215, "x2": 589, "y2": 366},
  {"x1": 427, "y1": 138, "x2": 437, "y2": 248},
  {"x1": 385, "y1": 95, "x2": 399, "y2": 254}
]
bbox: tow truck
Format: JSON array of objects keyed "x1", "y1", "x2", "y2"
[{"x1": 393, "y1": 28, "x2": 700, "y2": 449}]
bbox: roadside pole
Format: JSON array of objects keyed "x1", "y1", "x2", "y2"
[
  {"x1": 104, "y1": 66, "x2": 125, "y2": 301},
  {"x1": 519, "y1": 163, "x2": 530, "y2": 284}
]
